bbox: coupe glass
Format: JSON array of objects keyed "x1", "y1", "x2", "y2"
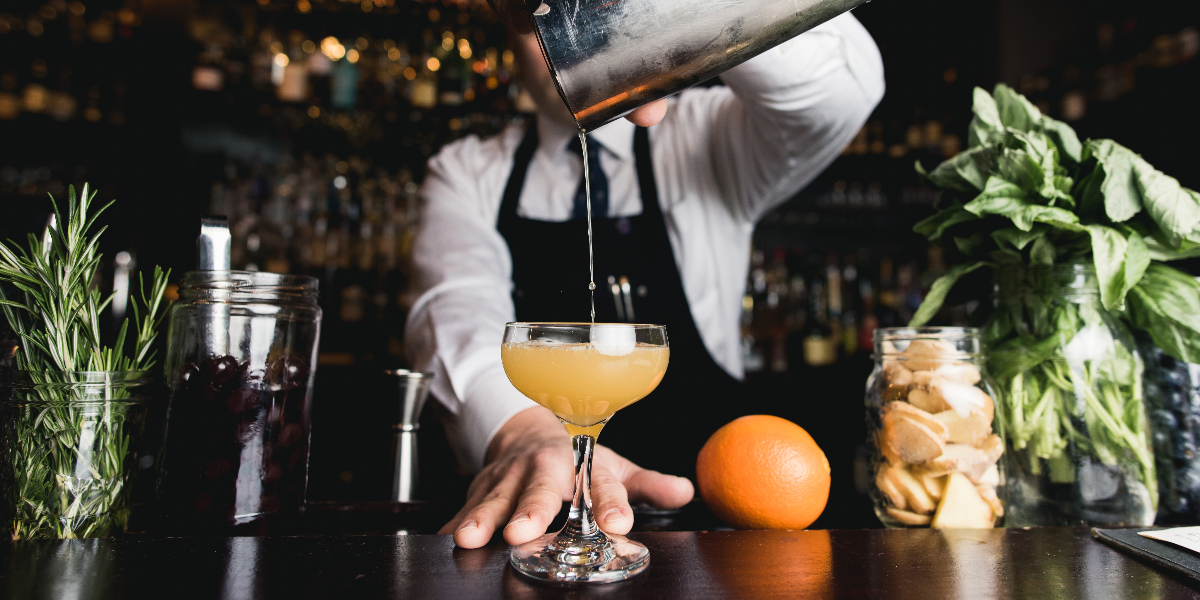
[{"x1": 501, "y1": 322, "x2": 669, "y2": 584}]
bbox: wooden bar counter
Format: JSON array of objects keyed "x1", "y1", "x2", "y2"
[{"x1": 4, "y1": 526, "x2": 1198, "y2": 599}]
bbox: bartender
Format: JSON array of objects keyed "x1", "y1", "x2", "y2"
[{"x1": 405, "y1": 2, "x2": 884, "y2": 549}]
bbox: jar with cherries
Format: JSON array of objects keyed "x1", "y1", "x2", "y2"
[{"x1": 158, "y1": 271, "x2": 321, "y2": 531}]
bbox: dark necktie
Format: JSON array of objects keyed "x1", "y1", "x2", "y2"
[{"x1": 568, "y1": 136, "x2": 609, "y2": 221}]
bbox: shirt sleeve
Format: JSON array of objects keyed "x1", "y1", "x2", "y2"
[
  {"x1": 667, "y1": 13, "x2": 885, "y2": 222},
  {"x1": 404, "y1": 131, "x2": 538, "y2": 473}
]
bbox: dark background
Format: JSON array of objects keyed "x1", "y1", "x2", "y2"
[{"x1": 0, "y1": 0, "x2": 1197, "y2": 529}]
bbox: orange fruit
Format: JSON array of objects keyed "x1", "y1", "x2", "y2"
[{"x1": 696, "y1": 415, "x2": 831, "y2": 530}]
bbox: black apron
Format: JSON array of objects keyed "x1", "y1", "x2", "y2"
[{"x1": 497, "y1": 121, "x2": 744, "y2": 479}]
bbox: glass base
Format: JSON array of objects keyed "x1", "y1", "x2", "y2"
[{"x1": 509, "y1": 530, "x2": 650, "y2": 584}]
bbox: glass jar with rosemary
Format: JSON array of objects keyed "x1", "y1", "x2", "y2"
[
  {"x1": 0, "y1": 372, "x2": 153, "y2": 538},
  {"x1": 0, "y1": 185, "x2": 170, "y2": 539}
]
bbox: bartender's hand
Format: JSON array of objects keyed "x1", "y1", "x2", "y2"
[
  {"x1": 440, "y1": 407, "x2": 694, "y2": 549},
  {"x1": 485, "y1": 0, "x2": 669, "y2": 127}
]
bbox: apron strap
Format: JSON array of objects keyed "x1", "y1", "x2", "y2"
[
  {"x1": 497, "y1": 119, "x2": 540, "y2": 232},
  {"x1": 632, "y1": 126, "x2": 661, "y2": 221}
]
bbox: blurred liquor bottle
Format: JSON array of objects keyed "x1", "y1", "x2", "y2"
[{"x1": 802, "y1": 258, "x2": 836, "y2": 368}]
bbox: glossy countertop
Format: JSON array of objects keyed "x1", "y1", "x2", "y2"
[{"x1": 3, "y1": 527, "x2": 1197, "y2": 599}]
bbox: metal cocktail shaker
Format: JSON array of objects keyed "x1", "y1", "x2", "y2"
[{"x1": 531, "y1": 0, "x2": 870, "y2": 132}]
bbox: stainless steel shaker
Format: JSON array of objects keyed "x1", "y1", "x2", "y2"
[
  {"x1": 385, "y1": 370, "x2": 433, "y2": 502},
  {"x1": 531, "y1": 0, "x2": 869, "y2": 131}
]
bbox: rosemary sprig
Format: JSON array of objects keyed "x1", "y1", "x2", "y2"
[{"x1": 0, "y1": 184, "x2": 171, "y2": 539}]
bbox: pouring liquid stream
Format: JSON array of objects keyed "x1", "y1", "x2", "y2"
[{"x1": 580, "y1": 131, "x2": 596, "y2": 323}]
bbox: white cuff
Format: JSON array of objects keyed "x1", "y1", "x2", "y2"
[{"x1": 454, "y1": 366, "x2": 539, "y2": 473}]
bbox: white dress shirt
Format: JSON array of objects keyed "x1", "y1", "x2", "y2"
[{"x1": 405, "y1": 14, "x2": 885, "y2": 472}]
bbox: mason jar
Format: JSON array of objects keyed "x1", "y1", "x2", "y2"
[
  {"x1": 866, "y1": 327, "x2": 1005, "y2": 529},
  {"x1": 992, "y1": 264, "x2": 1155, "y2": 527},
  {"x1": 158, "y1": 271, "x2": 321, "y2": 531},
  {"x1": 0, "y1": 371, "x2": 152, "y2": 539}
]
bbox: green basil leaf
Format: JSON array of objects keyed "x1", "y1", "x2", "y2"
[
  {"x1": 964, "y1": 183, "x2": 1079, "y2": 231},
  {"x1": 913, "y1": 206, "x2": 979, "y2": 241},
  {"x1": 1002, "y1": 129, "x2": 1055, "y2": 161},
  {"x1": 969, "y1": 87, "x2": 1003, "y2": 148},
  {"x1": 983, "y1": 306, "x2": 1013, "y2": 345},
  {"x1": 1075, "y1": 166, "x2": 1105, "y2": 217},
  {"x1": 1116, "y1": 225, "x2": 1150, "y2": 306},
  {"x1": 998, "y1": 130, "x2": 1065, "y2": 202},
  {"x1": 909, "y1": 261, "x2": 990, "y2": 327},
  {"x1": 988, "y1": 334, "x2": 1062, "y2": 381},
  {"x1": 963, "y1": 177, "x2": 1031, "y2": 223},
  {"x1": 1053, "y1": 175, "x2": 1077, "y2": 208},
  {"x1": 955, "y1": 232, "x2": 992, "y2": 256},
  {"x1": 993, "y1": 84, "x2": 1040, "y2": 132},
  {"x1": 1020, "y1": 205, "x2": 1080, "y2": 231},
  {"x1": 1030, "y1": 235, "x2": 1057, "y2": 265},
  {"x1": 964, "y1": 194, "x2": 1028, "y2": 217},
  {"x1": 1040, "y1": 218, "x2": 1087, "y2": 233},
  {"x1": 1145, "y1": 236, "x2": 1200, "y2": 261},
  {"x1": 1085, "y1": 224, "x2": 1130, "y2": 311},
  {"x1": 1086, "y1": 139, "x2": 1143, "y2": 223},
  {"x1": 1133, "y1": 156, "x2": 1200, "y2": 248},
  {"x1": 1040, "y1": 115, "x2": 1083, "y2": 165},
  {"x1": 928, "y1": 146, "x2": 997, "y2": 192},
  {"x1": 980, "y1": 176, "x2": 1027, "y2": 199},
  {"x1": 1125, "y1": 263, "x2": 1200, "y2": 363},
  {"x1": 996, "y1": 148, "x2": 1045, "y2": 192},
  {"x1": 992, "y1": 224, "x2": 1049, "y2": 251}
]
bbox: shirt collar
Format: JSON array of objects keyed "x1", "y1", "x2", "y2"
[{"x1": 535, "y1": 112, "x2": 635, "y2": 161}]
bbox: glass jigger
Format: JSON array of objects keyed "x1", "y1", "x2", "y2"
[{"x1": 501, "y1": 323, "x2": 669, "y2": 584}]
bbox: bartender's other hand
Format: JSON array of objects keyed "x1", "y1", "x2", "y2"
[
  {"x1": 626, "y1": 100, "x2": 669, "y2": 127},
  {"x1": 440, "y1": 406, "x2": 694, "y2": 549}
]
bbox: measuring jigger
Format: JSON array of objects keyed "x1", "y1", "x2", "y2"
[
  {"x1": 530, "y1": 0, "x2": 869, "y2": 132},
  {"x1": 385, "y1": 370, "x2": 433, "y2": 502}
]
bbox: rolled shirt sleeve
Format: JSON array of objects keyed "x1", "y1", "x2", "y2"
[{"x1": 676, "y1": 12, "x2": 886, "y2": 222}]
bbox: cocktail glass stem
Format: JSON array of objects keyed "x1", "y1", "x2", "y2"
[{"x1": 564, "y1": 434, "x2": 600, "y2": 540}]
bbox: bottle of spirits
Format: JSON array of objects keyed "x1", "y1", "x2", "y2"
[{"x1": 803, "y1": 272, "x2": 836, "y2": 368}]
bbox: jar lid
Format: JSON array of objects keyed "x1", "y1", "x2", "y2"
[
  {"x1": 179, "y1": 270, "x2": 319, "y2": 304},
  {"x1": 873, "y1": 327, "x2": 983, "y2": 358}
]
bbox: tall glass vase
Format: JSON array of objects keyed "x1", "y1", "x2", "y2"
[
  {"x1": 990, "y1": 264, "x2": 1156, "y2": 527},
  {"x1": 0, "y1": 371, "x2": 152, "y2": 539}
]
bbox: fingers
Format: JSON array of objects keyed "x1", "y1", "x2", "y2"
[
  {"x1": 441, "y1": 432, "x2": 573, "y2": 549},
  {"x1": 625, "y1": 99, "x2": 669, "y2": 127},
  {"x1": 589, "y1": 463, "x2": 634, "y2": 535},
  {"x1": 451, "y1": 493, "x2": 517, "y2": 548},
  {"x1": 444, "y1": 437, "x2": 693, "y2": 550},
  {"x1": 625, "y1": 468, "x2": 694, "y2": 510},
  {"x1": 595, "y1": 444, "x2": 694, "y2": 510},
  {"x1": 441, "y1": 468, "x2": 528, "y2": 549},
  {"x1": 502, "y1": 449, "x2": 573, "y2": 545}
]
